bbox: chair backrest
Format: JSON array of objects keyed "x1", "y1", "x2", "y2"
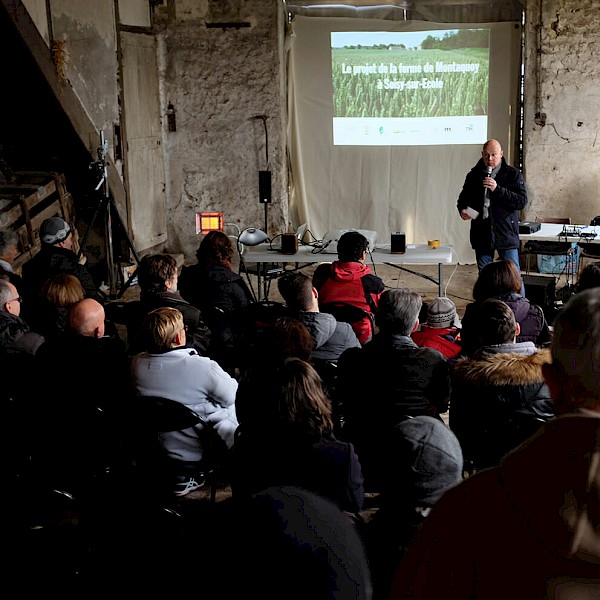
[
  {"x1": 320, "y1": 302, "x2": 373, "y2": 325},
  {"x1": 320, "y1": 302, "x2": 375, "y2": 340},
  {"x1": 139, "y1": 396, "x2": 202, "y2": 433},
  {"x1": 535, "y1": 217, "x2": 571, "y2": 224},
  {"x1": 131, "y1": 396, "x2": 228, "y2": 503},
  {"x1": 465, "y1": 415, "x2": 546, "y2": 473}
]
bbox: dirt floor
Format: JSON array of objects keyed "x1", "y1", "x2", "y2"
[{"x1": 259, "y1": 261, "x2": 481, "y2": 318}]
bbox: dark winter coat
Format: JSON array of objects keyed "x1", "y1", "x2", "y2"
[
  {"x1": 337, "y1": 333, "x2": 451, "y2": 489},
  {"x1": 179, "y1": 263, "x2": 253, "y2": 314},
  {"x1": 179, "y1": 263, "x2": 253, "y2": 366},
  {"x1": 449, "y1": 343, "x2": 554, "y2": 469},
  {"x1": 21, "y1": 244, "x2": 101, "y2": 306},
  {"x1": 124, "y1": 290, "x2": 211, "y2": 356},
  {"x1": 457, "y1": 157, "x2": 528, "y2": 251},
  {"x1": 339, "y1": 333, "x2": 451, "y2": 422},
  {"x1": 231, "y1": 429, "x2": 365, "y2": 514},
  {"x1": 0, "y1": 310, "x2": 45, "y2": 355}
]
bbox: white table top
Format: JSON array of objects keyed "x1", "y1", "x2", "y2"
[
  {"x1": 519, "y1": 223, "x2": 600, "y2": 244},
  {"x1": 242, "y1": 243, "x2": 455, "y2": 265}
]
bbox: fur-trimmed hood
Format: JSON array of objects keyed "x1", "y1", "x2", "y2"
[{"x1": 452, "y1": 347, "x2": 551, "y2": 387}]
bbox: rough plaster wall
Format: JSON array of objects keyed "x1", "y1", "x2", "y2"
[
  {"x1": 22, "y1": 0, "x2": 49, "y2": 44},
  {"x1": 523, "y1": 0, "x2": 600, "y2": 224},
  {"x1": 156, "y1": 0, "x2": 287, "y2": 262},
  {"x1": 50, "y1": 0, "x2": 120, "y2": 142}
]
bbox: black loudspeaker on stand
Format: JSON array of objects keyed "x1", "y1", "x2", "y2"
[
  {"x1": 523, "y1": 274, "x2": 556, "y2": 321},
  {"x1": 259, "y1": 170, "x2": 271, "y2": 204},
  {"x1": 256, "y1": 115, "x2": 271, "y2": 233}
]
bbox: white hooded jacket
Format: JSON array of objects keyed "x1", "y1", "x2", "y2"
[{"x1": 132, "y1": 347, "x2": 238, "y2": 462}]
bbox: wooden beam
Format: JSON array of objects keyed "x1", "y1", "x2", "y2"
[{"x1": 0, "y1": 0, "x2": 128, "y2": 222}]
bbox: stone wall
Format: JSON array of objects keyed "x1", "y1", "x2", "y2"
[
  {"x1": 523, "y1": 0, "x2": 600, "y2": 224},
  {"x1": 156, "y1": 0, "x2": 287, "y2": 262}
]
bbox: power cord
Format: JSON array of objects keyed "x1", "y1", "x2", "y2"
[{"x1": 443, "y1": 247, "x2": 460, "y2": 297}]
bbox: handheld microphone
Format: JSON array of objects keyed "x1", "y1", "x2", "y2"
[{"x1": 486, "y1": 166, "x2": 493, "y2": 177}]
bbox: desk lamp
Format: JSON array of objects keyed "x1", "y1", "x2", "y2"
[{"x1": 238, "y1": 228, "x2": 268, "y2": 246}]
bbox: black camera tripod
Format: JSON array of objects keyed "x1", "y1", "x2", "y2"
[{"x1": 77, "y1": 130, "x2": 140, "y2": 299}]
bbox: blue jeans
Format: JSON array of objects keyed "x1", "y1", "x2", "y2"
[{"x1": 475, "y1": 248, "x2": 526, "y2": 296}]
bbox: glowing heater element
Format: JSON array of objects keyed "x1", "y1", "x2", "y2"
[{"x1": 196, "y1": 212, "x2": 223, "y2": 234}]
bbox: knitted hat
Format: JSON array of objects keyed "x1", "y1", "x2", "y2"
[
  {"x1": 388, "y1": 416, "x2": 463, "y2": 507},
  {"x1": 40, "y1": 217, "x2": 71, "y2": 245},
  {"x1": 427, "y1": 296, "x2": 458, "y2": 328}
]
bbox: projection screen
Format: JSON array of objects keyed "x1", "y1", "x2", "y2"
[{"x1": 286, "y1": 16, "x2": 522, "y2": 264}]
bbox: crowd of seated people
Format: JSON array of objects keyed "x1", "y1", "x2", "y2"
[{"x1": 5, "y1": 218, "x2": 600, "y2": 595}]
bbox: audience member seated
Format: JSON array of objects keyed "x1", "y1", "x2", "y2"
[
  {"x1": 363, "y1": 416, "x2": 463, "y2": 600},
  {"x1": 389, "y1": 289, "x2": 600, "y2": 599},
  {"x1": 449, "y1": 298, "x2": 554, "y2": 472},
  {"x1": 231, "y1": 357, "x2": 364, "y2": 515},
  {"x1": 278, "y1": 272, "x2": 361, "y2": 361},
  {"x1": 460, "y1": 259, "x2": 550, "y2": 357},
  {"x1": 179, "y1": 231, "x2": 254, "y2": 368},
  {"x1": 277, "y1": 271, "x2": 360, "y2": 400},
  {"x1": 235, "y1": 315, "x2": 313, "y2": 424},
  {"x1": 0, "y1": 278, "x2": 44, "y2": 402},
  {"x1": 125, "y1": 253, "x2": 211, "y2": 356},
  {"x1": 576, "y1": 260, "x2": 600, "y2": 293},
  {"x1": 337, "y1": 288, "x2": 451, "y2": 490},
  {"x1": 0, "y1": 230, "x2": 23, "y2": 288},
  {"x1": 27, "y1": 273, "x2": 85, "y2": 341},
  {"x1": 0, "y1": 278, "x2": 44, "y2": 356},
  {"x1": 33, "y1": 298, "x2": 133, "y2": 494},
  {"x1": 313, "y1": 231, "x2": 384, "y2": 344},
  {"x1": 131, "y1": 307, "x2": 238, "y2": 497},
  {"x1": 207, "y1": 486, "x2": 373, "y2": 600},
  {"x1": 21, "y1": 217, "x2": 101, "y2": 314},
  {"x1": 411, "y1": 296, "x2": 462, "y2": 359}
]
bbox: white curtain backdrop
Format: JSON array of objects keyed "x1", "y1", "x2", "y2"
[{"x1": 286, "y1": 16, "x2": 522, "y2": 264}]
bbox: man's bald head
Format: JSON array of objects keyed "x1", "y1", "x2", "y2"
[
  {"x1": 68, "y1": 298, "x2": 105, "y2": 338},
  {"x1": 482, "y1": 139, "x2": 503, "y2": 169}
]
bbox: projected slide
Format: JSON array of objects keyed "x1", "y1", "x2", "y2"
[{"x1": 331, "y1": 29, "x2": 490, "y2": 146}]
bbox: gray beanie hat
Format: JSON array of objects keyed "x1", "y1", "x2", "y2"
[
  {"x1": 40, "y1": 216, "x2": 71, "y2": 245},
  {"x1": 388, "y1": 416, "x2": 463, "y2": 507},
  {"x1": 427, "y1": 296, "x2": 458, "y2": 328}
]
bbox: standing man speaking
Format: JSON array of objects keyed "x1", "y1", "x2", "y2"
[{"x1": 457, "y1": 139, "x2": 528, "y2": 281}]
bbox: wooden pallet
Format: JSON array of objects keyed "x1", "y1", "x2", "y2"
[{"x1": 0, "y1": 171, "x2": 77, "y2": 270}]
